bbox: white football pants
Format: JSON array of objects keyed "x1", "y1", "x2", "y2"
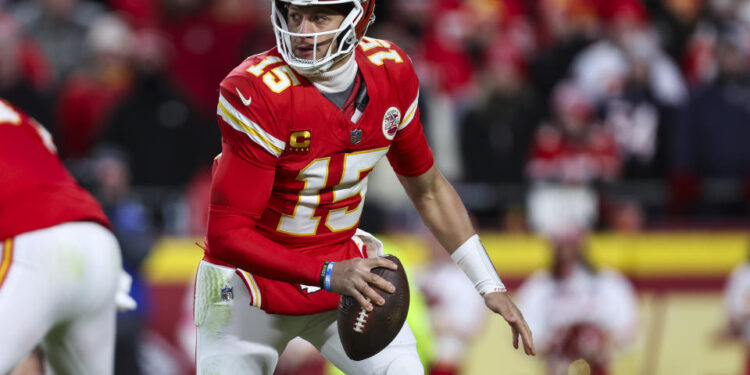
[
  {"x1": 0, "y1": 222, "x2": 121, "y2": 374},
  {"x1": 194, "y1": 260, "x2": 423, "y2": 375}
]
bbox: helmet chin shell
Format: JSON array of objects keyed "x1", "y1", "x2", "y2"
[{"x1": 271, "y1": 0, "x2": 376, "y2": 75}]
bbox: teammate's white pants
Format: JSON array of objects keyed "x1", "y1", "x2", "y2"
[
  {"x1": 0, "y1": 222, "x2": 122, "y2": 374},
  {"x1": 194, "y1": 260, "x2": 423, "y2": 375}
]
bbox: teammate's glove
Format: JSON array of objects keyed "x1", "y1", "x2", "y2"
[{"x1": 116, "y1": 270, "x2": 138, "y2": 312}]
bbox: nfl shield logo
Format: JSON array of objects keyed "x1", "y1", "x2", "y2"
[
  {"x1": 350, "y1": 129, "x2": 363, "y2": 145},
  {"x1": 221, "y1": 285, "x2": 234, "y2": 302}
]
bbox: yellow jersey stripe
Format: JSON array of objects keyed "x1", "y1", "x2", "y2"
[
  {"x1": 399, "y1": 90, "x2": 419, "y2": 130},
  {"x1": 217, "y1": 95, "x2": 285, "y2": 157},
  {"x1": 0, "y1": 238, "x2": 14, "y2": 289},
  {"x1": 241, "y1": 270, "x2": 262, "y2": 308}
]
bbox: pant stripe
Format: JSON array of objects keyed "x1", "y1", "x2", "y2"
[
  {"x1": 0, "y1": 238, "x2": 14, "y2": 290},
  {"x1": 236, "y1": 270, "x2": 262, "y2": 308}
]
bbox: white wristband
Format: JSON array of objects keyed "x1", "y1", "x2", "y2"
[{"x1": 451, "y1": 234, "x2": 506, "y2": 296}]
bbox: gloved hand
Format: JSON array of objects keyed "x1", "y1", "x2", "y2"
[{"x1": 116, "y1": 270, "x2": 138, "y2": 312}]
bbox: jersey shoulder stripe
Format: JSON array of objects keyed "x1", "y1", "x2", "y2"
[
  {"x1": 399, "y1": 89, "x2": 419, "y2": 131},
  {"x1": 217, "y1": 94, "x2": 286, "y2": 158}
]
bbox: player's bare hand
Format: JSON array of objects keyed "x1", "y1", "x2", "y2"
[
  {"x1": 330, "y1": 257, "x2": 398, "y2": 311},
  {"x1": 484, "y1": 292, "x2": 536, "y2": 356}
]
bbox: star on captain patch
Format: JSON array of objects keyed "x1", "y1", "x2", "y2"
[{"x1": 289, "y1": 130, "x2": 311, "y2": 153}]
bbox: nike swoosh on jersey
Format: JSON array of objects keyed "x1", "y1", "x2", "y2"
[{"x1": 236, "y1": 88, "x2": 252, "y2": 106}]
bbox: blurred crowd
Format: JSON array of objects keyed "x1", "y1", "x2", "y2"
[
  {"x1": 4, "y1": 0, "x2": 750, "y2": 374},
  {"x1": 2, "y1": 0, "x2": 750, "y2": 238}
]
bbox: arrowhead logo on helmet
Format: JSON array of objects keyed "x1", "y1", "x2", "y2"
[{"x1": 271, "y1": 0, "x2": 376, "y2": 75}]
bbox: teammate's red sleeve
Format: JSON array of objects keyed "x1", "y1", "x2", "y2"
[{"x1": 205, "y1": 143, "x2": 325, "y2": 286}]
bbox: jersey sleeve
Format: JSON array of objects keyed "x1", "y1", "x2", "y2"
[
  {"x1": 206, "y1": 143, "x2": 326, "y2": 286},
  {"x1": 384, "y1": 45, "x2": 434, "y2": 177},
  {"x1": 216, "y1": 75, "x2": 287, "y2": 168},
  {"x1": 207, "y1": 76, "x2": 325, "y2": 286}
]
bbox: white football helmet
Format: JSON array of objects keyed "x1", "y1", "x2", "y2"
[{"x1": 272, "y1": 0, "x2": 376, "y2": 75}]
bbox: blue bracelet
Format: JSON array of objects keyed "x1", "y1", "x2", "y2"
[{"x1": 324, "y1": 261, "x2": 335, "y2": 291}]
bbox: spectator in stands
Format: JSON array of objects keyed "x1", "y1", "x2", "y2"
[
  {"x1": 517, "y1": 228, "x2": 638, "y2": 375},
  {"x1": 460, "y1": 38, "x2": 539, "y2": 184},
  {"x1": 528, "y1": 0, "x2": 599, "y2": 119},
  {"x1": 679, "y1": 0, "x2": 736, "y2": 86},
  {"x1": 571, "y1": 0, "x2": 687, "y2": 109},
  {"x1": 0, "y1": 13, "x2": 54, "y2": 126},
  {"x1": 605, "y1": 199, "x2": 646, "y2": 233},
  {"x1": 417, "y1": 0, "x2": 476, "y2": 98},
  {"x1": 91, "y1": 147, "x2": 154, "y2": 375},
  {"x1": 11, "y1": 0, "x2": 105, "y2": 82},
  {"x1": 55, "y1": 14, "x2": 134, "y2": 158},
  {"x1": 101, "y1": 29, "x2": 219, "y2": 189},
  {"x1": 526, "y1": 81, "x2": 620, "y2": 235},
  {"x1": 160, "y1": 0, "x2": 261, "y2": 115},
  {"x1": 671, "y1": 25, "x2": 750, "y2": 215},
  {"x1": 723, "y1": 246, "x2": 750, "y2": 375},
  {"x1": 585, "y1": 13, "x2": 684, "y2": 180},
  {"x1": 642, "y1": 0, "x2": 703, "y2": 64}
]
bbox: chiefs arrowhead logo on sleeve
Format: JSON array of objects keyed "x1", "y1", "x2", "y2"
[{"x1": 382, "y1": 107, "x2": 400, "y2": 140}]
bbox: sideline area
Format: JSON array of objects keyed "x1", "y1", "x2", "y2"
[{"x1": 143, "y1": 232, "x2": 749, "y2": 374}]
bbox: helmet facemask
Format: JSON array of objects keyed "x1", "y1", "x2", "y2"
[{"x1": 272, "y1": 0, "x2": 365, "y2": 76}]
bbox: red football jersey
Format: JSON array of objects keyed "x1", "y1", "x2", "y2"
[
  {"x1": 0, "y1": 99, "x2": 110, "y2": 240},
  {"x1": 206, "y1": 38, "x2": 434, "y2": 314}
]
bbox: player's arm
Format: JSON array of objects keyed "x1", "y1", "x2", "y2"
[
  {"x1": 209, "y1": 78, "x2": 395, "y2": 306},
  {"x1": 206, "y1": 77, "x2": 331, "y2": 286},
  {"x1": 396, "y1": 166, "x2": 536, "y2": 356},
  {"x1": 206, "y1": 145, "x2": 328, "y2": 285},
  {"x1": 208, "y1": 148, "x2": 397, "y2": 308}
]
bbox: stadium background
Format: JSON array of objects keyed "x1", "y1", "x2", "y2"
[{"x1": 2, "y1": 0, "x2": 750, "y2": 373}]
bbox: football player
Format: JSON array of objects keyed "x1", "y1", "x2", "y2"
[
  {"x1": 196, "y1": 1, "x2": 535, "y2": 374},
  {"x1": 516, "y1": 229, "x2": 637, "y2": 375},
  {"x1": 0, "y1": 98, "x2": 132, "y2": 374}
]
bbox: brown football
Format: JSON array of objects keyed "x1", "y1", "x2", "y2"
[{"x1": 337, "y1": 254, "x2": 410, "y2": 361}]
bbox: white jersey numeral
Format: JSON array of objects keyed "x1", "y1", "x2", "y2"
[
  {"x1": 0, "y1": 100, "x2": 57, "y2": 154},
  {"x1": 367, "y1": 50, "x2": 404, "y2": 66},
  {"x1": 0, "y1": 101, "x2": 21, "y2": 125},
  {"x1": 247, "y1": 56, "x2": 282, "y2": 77},
  {"x1": 264, "y1": 65, "x2": 301, "y2": 93},
  {"x1": 278, "y1": 158, "x2": 330, "y2": 236},
  {"x1": 326, "y1": 147, "x2": 389, "y2": 231},
  {"x1": 359, "y1": 37, "x2": 391, "y2": 51},
  {"x1": 278, "y1": 148, "x2": 389, "y2": 236},
  {"x1": 246, "y1": 56, "x2": 300, "y2": 93}
]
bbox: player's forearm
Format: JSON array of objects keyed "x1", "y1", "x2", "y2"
[
  {"x1": 400, "y1": 168, "x2": 475, "y2": 252},
  {"x1": 400, "y1": 167, "x2": 507, "y2": 296},
  {"x1": 206, "y1": 212, "x2": 325, "y2": 286}
]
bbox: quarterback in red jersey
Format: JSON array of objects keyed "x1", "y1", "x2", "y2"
[
  {"x1": 196, "y1": 1, "x2": 535, "y2": 373},
  {"x1": 0, "y1": 99, "x2": 131, "y2": 374}
]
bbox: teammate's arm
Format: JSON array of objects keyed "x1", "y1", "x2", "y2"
[{"x1": 397, "y1": 165, "x2": 536, "y2": 355}]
